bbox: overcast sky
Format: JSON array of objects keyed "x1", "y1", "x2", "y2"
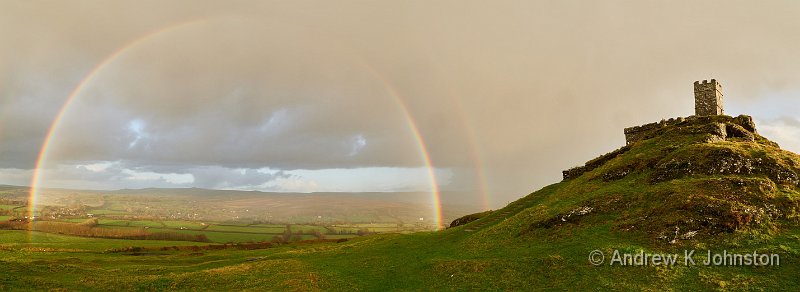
[{"x1": 2, "y1": 0, "x2": 800, "y2": 208}]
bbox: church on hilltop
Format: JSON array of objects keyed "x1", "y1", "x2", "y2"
[
  {"x1": 562, "y1": 79, "x2": 759, "y2": 181},
  {"x1": 623, "y1": 79, "x2": 726, "y2": 145},
  {"x1": 693, "y1": 79, "x2": 724, "y2": 116}
]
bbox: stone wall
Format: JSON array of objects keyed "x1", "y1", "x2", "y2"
[
  {"x1": 562, "y1": 145, "x2": 632, "y2": 180},
  {"x1": 694, "y1": 79, "x2": 724, "y2": 116},
  {"x1": 565, "y1": 115, "x2": 762, "y2": 181},
  {"x1": 623, "y1": 117, "x2": 686, "y2": 145}
]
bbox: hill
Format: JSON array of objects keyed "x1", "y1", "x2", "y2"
[
  {"x1": 1, "y1": 115, "x2": 799, "y2": 290},
  {"x1": 475, "y1": 114, "x2": 799, "y2": 243}
]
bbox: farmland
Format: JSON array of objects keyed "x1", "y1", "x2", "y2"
[
  {"x1": 0, "y1": 201, "x2": 433, "y2": 246},
  {"x1": 0, "y1": 185, "x2": 494, "y2": 289},
  {"x1": 0, "y1": 216, "x2": 403, "y2": 244},
  {"x1": 0, "y1": 185, "x2": 480, "y2": 229},
  {"x1": 0, "y1": 185, "x2": 480, "y2": 247}
]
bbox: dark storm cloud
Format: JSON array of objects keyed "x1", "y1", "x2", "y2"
[{"x1": 2, "y1": 0, "x2": 800, "y2": 205}]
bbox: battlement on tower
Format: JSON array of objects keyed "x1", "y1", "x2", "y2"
[{"x1": 694, "y1": 79, "x2": 724, "y2": 116}]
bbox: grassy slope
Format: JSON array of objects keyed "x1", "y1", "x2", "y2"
[{"x1": 2, "y1": 115, "x2": 800, "y2": 290}]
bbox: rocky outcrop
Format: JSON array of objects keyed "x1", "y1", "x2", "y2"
[
  {"x1": 650, "y1": 147, "x2": 799, "y2": 187},
  {"x1": 563, "y1": 115, "x2": 795, "y2": 185}
]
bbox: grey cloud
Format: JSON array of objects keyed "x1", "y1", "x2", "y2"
[
  {"x1": 185, "y1": 166, "x2": 291, "y2": 190},
  {"x1": 27, "y1": 161, "x2": 295, "y2": 191},
  {"x1": 777, "y1": 117, "x2": 800, "y2": 128}
]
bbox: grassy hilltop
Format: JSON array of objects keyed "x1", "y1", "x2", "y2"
[{"x1": 2, "y1": 115, "x2": 800, "y2": 290}]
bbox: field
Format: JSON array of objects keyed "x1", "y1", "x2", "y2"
[
  {"x1": 1, "y1": 204, "x2": 796, "y2": 290},
  {"x1": 2, "y1": 213, "x2": 799, "y2": 290},
  {"x1": 0, "y1": 186, "x2": 453, "y2": 247},
  {"x1": 2, "y1": 188, "x2": 800, "y2": 290},
  {"x1": 0, "y1": 187, "x2": 480, "y2": 227},
  {"x1": 0, "y1": 215, "x2": 389, "y2": 245},
  {"x1": 0, "y1": 204, "x2": 21, "y2": 210},
  {"x1": 0, "y1": 230, "x2": 210, "y2": 252},
  {"x1": 329, "y1": 223, "x2": 419, "y2": 234}
]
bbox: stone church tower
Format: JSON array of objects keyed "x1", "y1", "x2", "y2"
[{"x1": 694, "y1": 79, "x2": 724, "y2": 116}]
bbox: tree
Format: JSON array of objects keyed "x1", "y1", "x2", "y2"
[{"x1": 80, "y1": 218, "x2": 99, "y2": 227}]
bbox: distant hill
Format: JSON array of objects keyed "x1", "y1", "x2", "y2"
[{"x1": 0, "y1": 185, "x2": 485, "y2": 225}]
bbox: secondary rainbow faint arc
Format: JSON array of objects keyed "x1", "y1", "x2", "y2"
[
  {"x1": 27, "y1": 18, "x2": 447, "y2": 229},
  {"x1": 354, "y1": 62, "x2": 445, "y2": 229},
  {"x1": 415, "y1": 49, "x2": 492, "y2": 212},
  {"x1": 433, "y1": 69, "x2": 491, "y2": 212}
]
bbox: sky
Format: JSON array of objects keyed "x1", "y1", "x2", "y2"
[{"x1": 1, "y1": 0, "x2": 800, "y2": 208}]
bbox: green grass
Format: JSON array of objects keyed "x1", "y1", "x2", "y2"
[
  {"x1": 205, "y1": 224, "x2": 284, "y2": 233},
  {"x1": 0, "y1": 204, "x2": 20, "y2": 210},
  {"x1": 87, "y1": 209, "x2": 129, "y2": 215},
  {"x1": 1, "y1": 222, "x2": 797, "y2": 290},
  {"x1": 175, "y1": 229, "x2": 278, "y2": 243},
  {"x1": 38, "y1": 218, "x2": 354, "y2": 244},
  {"x1": 0, "y1": 230, "x2": 209, "y2": 252},
  {"x1": 125, "y1": 220, "x2": 165, "y2": 228},
  {"x1": 291, "y1": 224, "x2": 329, "y2": 233},
  {"x1": 160, "y1": 220, "x2": 205, "y2": 229},
  {"x1": 329, "y1": 223, "x2": 410, "y2": 233},
  {"x1": 1, "y1": 115, "x2": 797, "y2": 289}
]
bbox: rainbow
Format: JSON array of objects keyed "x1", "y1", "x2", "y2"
[
  {"x1": 457, "y1": 106, "x2": 492, "y2": 211},
  {"x1": 27, "y1": 17, "x2": 452, "y2": 230},
  {"x1": 441, "y1": 85, "x2": 492, "y2": 211},
  {"x1": 353, "y1": 63, "x2": 445, "y2": 228},
  {"x1": 410, "y1": 49, "x2": 492, "y2": 211},
  {"x1": 27, "y1": 18, "x2": 212, "y2": 225}
]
